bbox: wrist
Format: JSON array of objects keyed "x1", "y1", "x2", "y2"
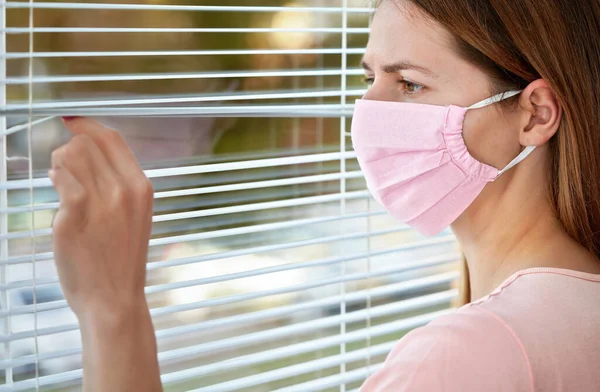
[
  {"x1": 77, "y1": 296, "x2": 161, "y2": 392},
  {"x1": 78, "y1": 296, "x2": 152, "y2": 337}
]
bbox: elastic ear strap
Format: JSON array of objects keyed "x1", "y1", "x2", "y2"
[
  {"x1": 468, "y1": 90, "x2": 522, "y2": 110},
  {"x1": 496, "y1": 145, "x2": 536, "y2": 178}
]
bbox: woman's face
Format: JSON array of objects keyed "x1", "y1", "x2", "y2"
[{"x1": 362, "y1": 0, "x2": 523, "y2": 170}]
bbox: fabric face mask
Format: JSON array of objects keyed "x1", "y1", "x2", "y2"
[{"x1": 351, "y1": 90, "x2": 535, "y2": 236}]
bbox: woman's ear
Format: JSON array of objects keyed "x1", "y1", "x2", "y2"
[{"x1": 518, "y1": 79, "x2": 562, "y2": 147}]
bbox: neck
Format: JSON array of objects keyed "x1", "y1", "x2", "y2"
[{"x1": 452, "y1": 155, "x2": 599, "y2": 300}]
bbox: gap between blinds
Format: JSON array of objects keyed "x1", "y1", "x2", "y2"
[{"x1": 0, "y1": 1, "x2": 460, "y2": 391}]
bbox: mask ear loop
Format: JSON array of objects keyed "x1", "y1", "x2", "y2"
[
  {"x1": 467, "y1": 90, "x2": 522, "y2": 110},
  {"x1": 495, "y1": 145, "x2": 537, "y2": 180},
  {"x1": 464, "y1": 90, "x2": 534, "y2": 179}
]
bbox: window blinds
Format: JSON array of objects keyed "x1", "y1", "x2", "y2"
[{"x1": 0, "y1": 1, "x2": 460, "y2": 391}]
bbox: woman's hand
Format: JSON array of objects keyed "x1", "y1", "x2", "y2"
[
  {"x1": 50, "y1": 117, "x2": 162, "y2": 392},
  {"x1": 50, "y1": 117, "x2": 153, "y2": 319}
]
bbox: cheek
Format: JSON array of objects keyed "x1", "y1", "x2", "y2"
[{"x1": 461, "y1": 109, "x2": 522, "y2": 169}]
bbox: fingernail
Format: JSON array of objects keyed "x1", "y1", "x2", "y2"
[{"x1": 62, "y1": 116, "x2": 80, "y2": 121}]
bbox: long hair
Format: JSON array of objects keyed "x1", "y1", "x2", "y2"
[{"x1": 379, "y1": 0, "x2": 600, "y2": 304}]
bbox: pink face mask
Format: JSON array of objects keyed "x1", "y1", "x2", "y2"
[{"x1": 351, "y1": 91, "x2": 536, "y2": 236}]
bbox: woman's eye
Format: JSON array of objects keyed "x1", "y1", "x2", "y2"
[
  {"x1": 403, "y1": 80, "x2": 424, "y2": 95},
  {"x1": 361, "y1": 77, "x2": 424, "y2": 94}
]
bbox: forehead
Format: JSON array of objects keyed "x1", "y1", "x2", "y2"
[{"x1": 364, "y1": 1, "x2": 458, "y2": 72}]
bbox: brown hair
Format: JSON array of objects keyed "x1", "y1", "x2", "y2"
[{"x1": 379, "y1": 0, "x2": 600, "y2": 303}]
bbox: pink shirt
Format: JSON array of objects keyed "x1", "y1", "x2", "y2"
[{"x1": 361, "y1": 268, "x2": 600, "y2": 391}]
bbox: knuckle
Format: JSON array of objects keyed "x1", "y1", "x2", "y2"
[
  {"x1": 66, "y1": 187, "x2": 88, "y2": 207},
  {"x1": 109, "y1": 184, "x2": 130, "y2": 206},
  {"x1": 51, "y1": 146, "x2": 66, "y2": 165},
  {"x1": 105, "y1": 129, "x2": 124, "y2": 145},
  {"x1": 51, "y1": 217, "x2": 73, "y2": 240},
  {"x1": 145, "y1": 179, "x2": 154, "y2": 195},
  {"x1": 51, "y1": 218, "x2": 68, "y2": 236},
  {"x1": 66, "y1": 136, "x2": 87, "y2": 155},
  {"x1": 133, "y1": 177, "x2": 154, "y2": 199},
  {"x1": 62, "y1": 144, "x2": 77, "y2": 160}
]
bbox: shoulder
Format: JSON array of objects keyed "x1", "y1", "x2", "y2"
[{"x1": 360, "y1": 305, "x2": 533, "y2": 392}]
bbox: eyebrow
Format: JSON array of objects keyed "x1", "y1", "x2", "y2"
[{"x1": 360, "y1": 59, "x2": 439, "y2": 78}]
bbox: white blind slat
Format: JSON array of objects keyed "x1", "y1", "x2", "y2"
[
  {"x1": 4, "y1": 27, "x2": 370, "y2": 34},
  {"x1": 5, "y1": 88, "x2": 366, "y2": 110},
  {"x1": 5, "y1": 2, "x2": 373, "y2": 13},
  {"x1": 1, "y1": 105, "x2": 357, "y2": 118},
  {"x1": 5, "y1": 48, "x2": 366, "y2": 59},
  {"x1": 3, "y1": 69, "x2": 365, "y2": 85}
]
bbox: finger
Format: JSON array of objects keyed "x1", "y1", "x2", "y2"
[
  {"x1": 51, "y1": 136, "x2": 99, "y2": 193},
  {"x1": 72, "y1": 133, "x2": 117, "y2": 193},
  {"x1": 63, "y1": 117, "x2": 144, "y2": 182},
  {"x1": 49, "y1": 165, "x2": 87, "y2": 214},
  {"x1": 48, "y1": 166, "x2": 88, "y2": 258}
]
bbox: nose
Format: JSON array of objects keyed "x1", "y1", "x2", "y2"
[
  {"x1": 361, "y1": 82, "x2": 395, "y2": 102},
  {"x1": 361, "y1": 86, "x2": 377, "y2": 101}
]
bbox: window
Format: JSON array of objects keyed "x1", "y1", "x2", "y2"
[{"x1": 0, "y1": 1, "x2": 460, "y2": 391}]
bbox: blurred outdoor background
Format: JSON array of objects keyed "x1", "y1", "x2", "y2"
[{"x1": 1, "y1": 1, "x2": 460, "y2": 391}]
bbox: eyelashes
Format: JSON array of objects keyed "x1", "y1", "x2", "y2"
[
  {"x1": 361, "y1": 77, "x2": 425, "y2": 95},
  {"x1": 362, "y1": 77, "x2": 375, "y2": 86}
]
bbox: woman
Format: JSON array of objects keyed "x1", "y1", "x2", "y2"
[{"x1": 50, "y1": 0, "x2": 600, "y2": 390}]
